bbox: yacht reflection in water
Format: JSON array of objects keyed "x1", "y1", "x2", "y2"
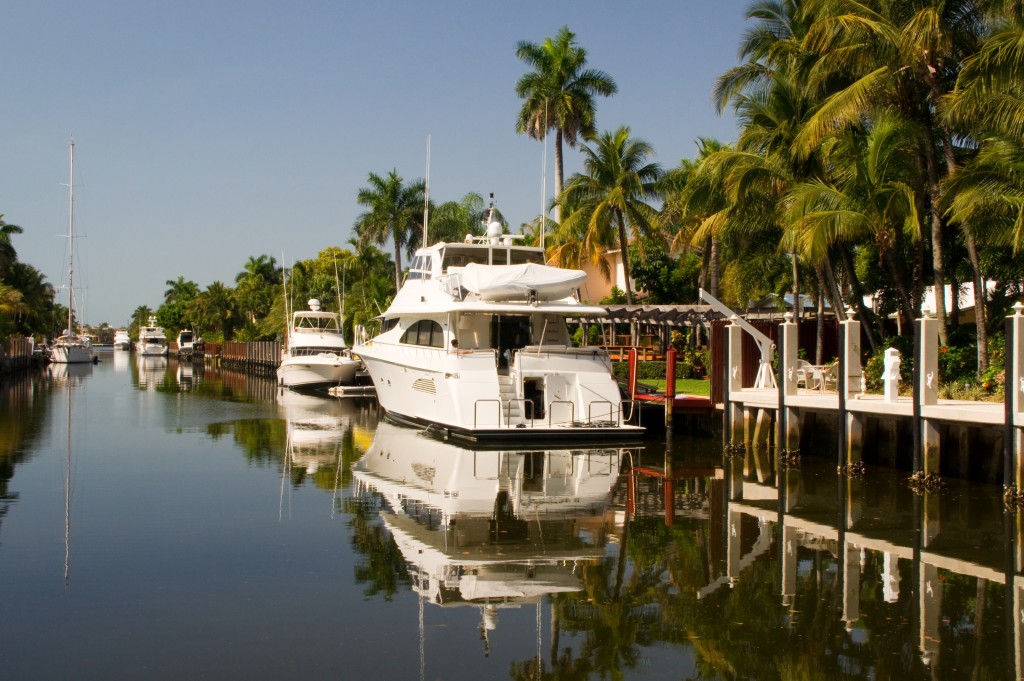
[
  {"x1": 353, "y1": 422, "x2": 632, "y2": 651},
  {"x1": 135, "y1": 355, "x2": 167, "y2": 390},
  {"x1": 278, "y1": 390, "x2": 363, "y2": 476}
]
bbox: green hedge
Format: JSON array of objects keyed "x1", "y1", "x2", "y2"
[{"x1": 612, "y1": 361, "x2": 702, "y2": 381}]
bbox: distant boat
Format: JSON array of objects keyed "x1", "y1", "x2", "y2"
[
  {"x1": 136, "y1": 316, "x2": 168, "y2": 356},
  {"x1": 176, "y1": 329, "x2": 196, "y2": 358},
  {"x1": 50, "y1": 141, "x2": 94, "y2": 365},
  {"x1": 277, "y1": 299, "x2": 360, "y2": 392},
  {"x1": 112, "y1": 329, "x2": 131, "y2": 351}
]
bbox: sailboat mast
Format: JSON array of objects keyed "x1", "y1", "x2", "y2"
[
  {"x1": 423, "y1": 135, "x2": 430, "y2": 247},
  {"x1": 67, "y1": 140, "x2": 75, "y2": 336}
]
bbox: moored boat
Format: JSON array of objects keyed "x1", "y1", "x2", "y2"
[
  {"x1": 112, "y1": 329, "x2": 131, "y2": 351},
  {"x1": 50, "y1": 141, "x2": 95, "y2": 365},
  {"x1": 175, "y1": 329, "x2": 196, "y2": 358},
  {"x1": 136, "y1": 316, "x2": 168, "y2": 356},
  {"x1": 352, "y1": 197, "x2": 643, "y2": 443},
  {"x1": 277, "y1": 299, "x2": 360, "y2": 392}
]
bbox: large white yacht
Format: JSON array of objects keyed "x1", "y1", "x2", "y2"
[
  {"x1": 277, "y1": 299, "x2": 360, "y2": 392},
  {"x1": 352, "y1": 202, "x2": 642, "y2": 443},
  {"x1": 136, "y1": 316, "x2": 168, "y2": 356}
]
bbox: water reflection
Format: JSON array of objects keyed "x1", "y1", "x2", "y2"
[
  {"x1": 135, "y1": 355, "x2": 167, "y2": 389},
  {"x1": 5, "y1": 360, "x2": 1024, "y2": 679},
  {"x1": 47, "y1": 361, "x2": 93, "y2": 383},
  {"x1": 703, "y1": 451, "x2": 1016, "y2": 679},
  {"x1": 352, "y1": 422, "x2": 634, "y2": 659}
]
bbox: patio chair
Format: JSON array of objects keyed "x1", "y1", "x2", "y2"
[
  {"x1": 795, "y1": 359, "x2": 817, "y2": 390},
  {"x1": 821, "y1": 362, "x2": 839, "y2": 392}
]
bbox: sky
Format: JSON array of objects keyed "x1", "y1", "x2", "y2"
[{"x1": 2, "y1": 0, "x2": 748, "y2": 326}]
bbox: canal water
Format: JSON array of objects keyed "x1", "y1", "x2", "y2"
[{"x1": 0, "y1": 352, "x2": 1019, "y2": 680}]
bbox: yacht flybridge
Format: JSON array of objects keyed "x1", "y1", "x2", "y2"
[{"x1": 352, "y1": 201, "x2": 643, "y2": 442}]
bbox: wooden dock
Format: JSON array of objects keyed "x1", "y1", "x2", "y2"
[{"x1": 722, "y1": 303, "x2": 1024, "y2": 486}]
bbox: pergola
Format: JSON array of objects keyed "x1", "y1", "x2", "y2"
[{"x1": 579, "y1": 304, "x2": 726, "y2": 360}]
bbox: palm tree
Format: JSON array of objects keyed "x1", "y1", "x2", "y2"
[
  {"x1": 0, "y1": 216, "x2": 23, "y2": 278},
  {"x1": 234, "y1": 255, "x2": 280, "y2": 330},
  {"x1": 427, "y1": 192, "x2": 493, "y2": 244},
  {"x1": 559, "y1": 126, "x2": 662, "y2": 305},
  {"x1": 515, "y1": 26, "x2": 618, "y2": 223},
  {"x1": 660, "y1": 138, "x2": 732, "y2": 301},
  {"x1": 788, "y1": 110, "x2": 923, "y2": 332},
  {"x1": 942, "y1": 9, "x2": 1024, "y2": 373},
  {"x1": 163, "y1": 276, "x2": 200, "y2": 304},
  {"x1": 354, "y1": 170, "x2": 426, "y2": 291},
  {"x1": 798, "y1": 0, "x2": 991, "y2": 346}
]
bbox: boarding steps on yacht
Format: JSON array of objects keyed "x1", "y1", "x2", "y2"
[{"x1": 499, "y1": 375, "x2": 522, "y2": 424}]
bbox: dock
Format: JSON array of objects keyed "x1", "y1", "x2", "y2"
[{"x1": 722, "y1": 303, "x2": 1024, "y2": 486}]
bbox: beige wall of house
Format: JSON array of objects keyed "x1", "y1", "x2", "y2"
[{"x1": 575, "y1": 249, "x2": 632, "y2": 303}]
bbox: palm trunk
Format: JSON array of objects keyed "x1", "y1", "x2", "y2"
[
  {"x1": 698, "y1": 236, "x2": 711, "y2": 292},
  {"x1": 936, "y1": 99, "x2": 989, "y2": 375},
  {"x1": 883, "y1": 247, "x2": 917, "y2": 332},
  {"x1": 616, "y1": 211, "x2": 634, "y2": 305},
  {"x1": 816, "y1": 267, "x2": 826, "y2": 365},
  {"x1": 710, "y1": 239, "x2": 720, "y2": 300},
  {"x1": 922, "y1": 121, "x2": 949, "y2": 346},
  {"x1": 823, "y1": 256, "x2": 846, "y2": 321},
  {"x1": 839, "y1": 246, "x2": 878, "y2": 353},
  {"x1": 966, "y1": 233, "x2": 988, "y2": 376},
  {"x1": 791, "y1": 250, "x2": 800, "y2": 320},
  {"x1": 392, "y1": 240, "x2": 403, "y2": 292},
  {"x1": 554, "y1": 129, "x2": 564, "y2": 225}
]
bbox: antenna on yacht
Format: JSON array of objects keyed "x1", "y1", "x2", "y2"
[
  {"x1": 484, "y1": 193, "x2": 502, "y2": 243},
  {"x1": 423, "y1": 135, "x2": 431, "y2": 247}
]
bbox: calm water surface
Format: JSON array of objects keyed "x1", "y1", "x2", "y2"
[{"x1": 0, "y1": 352, "x2": 1019, "y2": 680}]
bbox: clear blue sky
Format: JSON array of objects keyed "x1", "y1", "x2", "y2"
[{"x1": 2, "y1": 0, "x2": 747, "y2": 326}]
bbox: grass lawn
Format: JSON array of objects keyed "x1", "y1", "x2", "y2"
[{"x1": 636, "y1": 378, "x2": 710, "y2": 397}]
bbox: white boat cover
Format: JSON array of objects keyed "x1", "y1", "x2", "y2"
[{"x1": 460, "y1": 263, "x2": 586, "y2": 301}]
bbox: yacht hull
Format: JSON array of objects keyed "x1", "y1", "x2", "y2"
[
  {"x1": 277, "y1": 354, "x2": 360, "y2": 391},
  {"x1": 136, "y1": 342, "x2": 168, "y2": 357},
  {"x1": 50, "y1": 344, "x2": 93, "y2": 364},
  {"x1": 356, "y1": 345, "x2": 643, "y2": 443}
]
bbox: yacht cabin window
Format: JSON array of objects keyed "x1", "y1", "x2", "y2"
[
  {"x1": 406, "y1": 254, "x2": 433, "y2": 280},
  {"x1": 400, "y1": 319, "x2": 444, "y2": 348}
]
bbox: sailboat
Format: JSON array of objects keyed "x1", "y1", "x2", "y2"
[{"x1": 50, "y1": 141, "x2": 94, "y2": 365}]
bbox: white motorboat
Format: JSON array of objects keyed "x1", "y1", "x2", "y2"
[
  {"x1": 136, "y1": 316, "x2": 168, "y2": 356},
  {"x1": 175, "y1": 328, "x2": 196, "y2": 357},
  {"x1": 277, "y1": 299, "x2": 360, "y2": 392},
  {"x1": 352, "y1": 198, "x2": 643, "y2": 443},
  {"x1": 50, "y1": 141, "x2": 94, "y2": 365},
  {"x1": 112, "y1": 329, "x2": 131, "y2": 351}
]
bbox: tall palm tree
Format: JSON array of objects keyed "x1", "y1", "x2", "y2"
[
  {"x1": 788, "y1": 110, "x2": 923, "y2": 331},
  {"x1": 942, "y1": 8, "x2": 1024, "y2": 373},
  {"x1": 559, "y1": 126, "x2": 662, "y2": 305},
  {"x1": 515, "y1": 26, "x2": 618, "y2": 223},
  {"x1": 659, "y1": 138, "x2": 731, "y2": 300},
  {"x1": 0, "y1": 216, "x2": 23, "y2": 279},
  {"x1": 354, "y1": 170, "x2": 426, "y2": 291},
  {"x1": 798, "y1": 0, "x2": 991, "y2": 346},
  {"x1": 163, "y1": 276, "x2": 200, "y2": 304}
]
